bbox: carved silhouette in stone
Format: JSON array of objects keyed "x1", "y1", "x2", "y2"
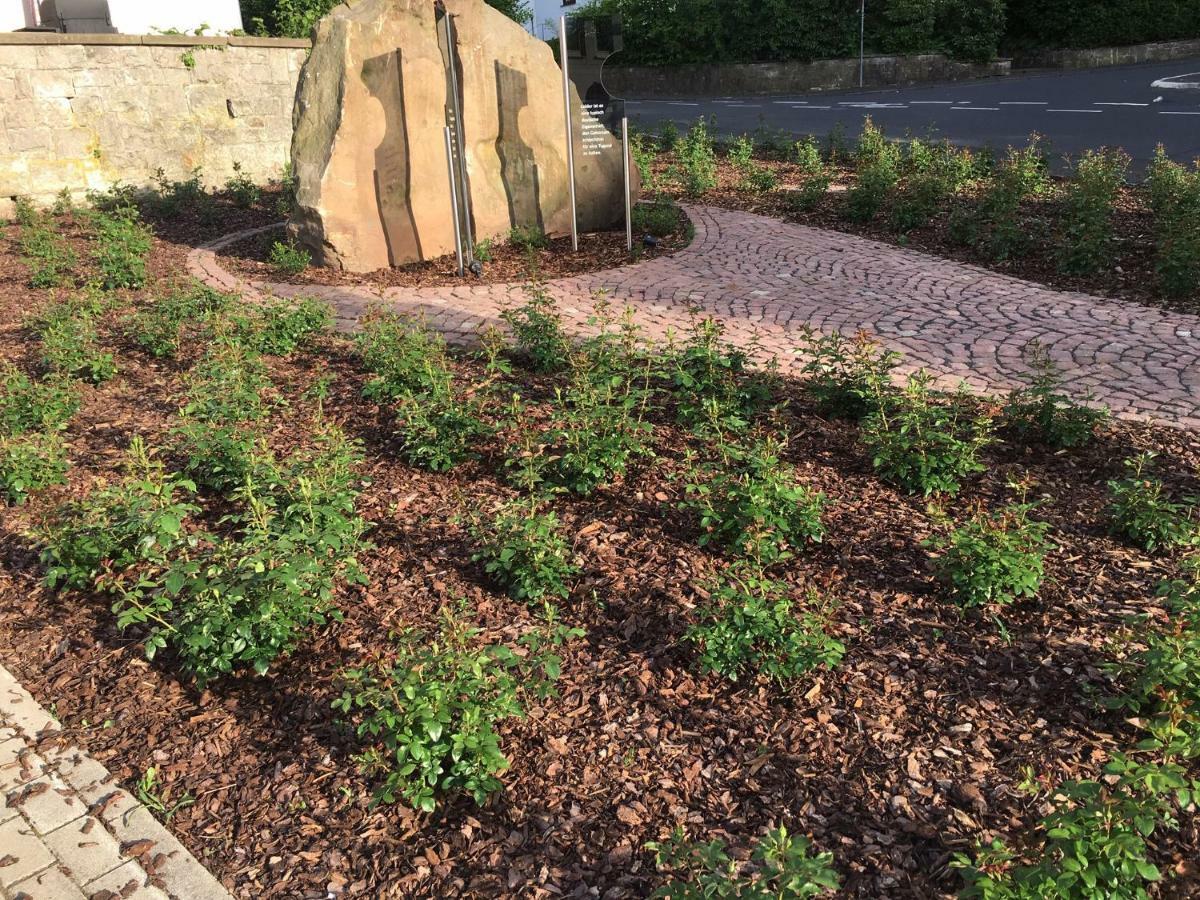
[
  {"x1": 361, "y1": 50, "x2": 421, "y2": 266},
  {"x1": 494, "y1": 60, "x2": 543, "y2": 233}
]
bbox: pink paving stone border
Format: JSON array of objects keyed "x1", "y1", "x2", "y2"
[
  {"x1": 187, "y1": 206, "x2": 1200, "y2": 430},
  {"x1": 0, "y1": 665, "x2": 232, "y2": 900}
]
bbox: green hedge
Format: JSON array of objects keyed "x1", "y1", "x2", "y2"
[
  {"x1": 240, "y1": 0, "x2": 531, "y2": 38},
  {"x1": 1005, "y1": 0, "x2": 1200, "y2": 51}
]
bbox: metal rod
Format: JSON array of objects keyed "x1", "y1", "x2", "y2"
[
  {"x1": 443, "y1": 14, "x2": 474, "y2": 262},
  {"x1": 621, "y1": 116, "x2": 632, "y2": 253},
  {"x1": 559, "y1": 15, "x2": 579, "y2": 253},
  {"x1": 444, "y1": 126, "x2": 464, "y2": 277},
  {"x1": 859, "y1": 0, "x2": 866, "y2": 88}
]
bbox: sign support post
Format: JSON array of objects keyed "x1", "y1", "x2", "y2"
[
  {"x1": 621, "y1": 116, "x2": 632, "y2": 252},
  {"x1": 559, "y1": 15, "x2": 579, "y2": 252},
  {"x1": 444, "y1": 126, "x2": 465, "y2": 277}
]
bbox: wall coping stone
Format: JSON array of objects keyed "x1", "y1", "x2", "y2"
[{"x1": 0, "y1": 32, "x2": 310, "y2": 48}]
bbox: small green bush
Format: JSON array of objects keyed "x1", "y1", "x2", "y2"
[
  {"x1": 798, "y1": 328, "x2": 901, "y2": 421},
  {"x1": 501, "y1": 282, "x2": 571, "y2": 374},
  {"x1": 862, "y1": 373, "x2": 993, "y2": 497},
  {"x1": 728, "y1": 134, "x2": 778, "y2": 194},
  {"x1": 40, "y1": 312, "x2": 117, "y2": 385},
  {"x1": 127, "y1": 281, "x2": 233, "y2": 359},
  {"x1": 674, "y1": 117, "x2": 718, "y2": 197},
  {"x1": 469, "y1": 499, "x2": 579, "y2": 604},
  {"x1": 333, "y1": 610, "x2": 579, "y2": 810},
  {"x1": 21, "y1": 223, "x2": 77, "y2": 289},
  {"x1": 647, "y1": 825, "x2": 839, "y2": 899},
  {"x1": 223, "y1": 162, "x2": 261, "y2": 209},
  {"x1": 1001, "y1": 344, "x2": 1109, "y2": 449},
  {"x1": 12, "y1": 196, "x2": 37, "y2": 227},
  {"x1": 0, "y1": 431, "x2": 69, "y2": 504},
  {"x1": 396, "y1": 384, "x2": 489, "y2": 472},
  {"x1": 683, "y1": 435, "x2": 826, "y2": 563},
  {"x1": 785, "y1": 137, "x2": 832, "y2": 213},
  {"x1": 1107, "y1": 453, "x2": 1196, "y2": 552},
  {"x1": 228, "y1": 296, "x2": 332, "y2": 356},
  {"x1": 1146, "y1": 146, "x2": 1200, "y2": 299},
  {"x1": 268, "y1": 240, "x2": 311, "y2": 275},
  {"x1": 966, "y1": 135, "x2": 1049, "y2": 262},
  {"x1": 508, "y1": 224, "x2": 550, "y2": 253},
  {"x1": 659, "y1": 120, "x2": 679, "y2": 150},
  {"x1": 954, "y1": 756, "x2": 1199, "y2": 900},
  {"x1": 150, "y1": 167, "x2": 208, "y2": 217},
  {"x1": 927, "y1": 502, "x2": 1052, "y2": 608},
  {"x1": 670, "y1": 317, "x2": 770, "y2": 432},
  {"x1": 1058, "y1": 148, "x2": 1130, "y2": 276},
  {"x1": 0, "y1": 365, "x2": 79, "y2": 435},
  {"x1": 39, "y1": 437, "x2": 198, "y2": 591},
  {"x1": 355, "y1": 311, "x2": 452, "y2": 401},
  {"x1": 632, "y1": 200, "x2": 680, "y2": 238},
  {"x1": 686, "y1": 566, "x2": 844, "y2": 683},
  {"x1": 90, "y1": 208, "x2": 153, "y2": 290}
]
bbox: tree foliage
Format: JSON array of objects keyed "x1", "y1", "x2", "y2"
[{"x1": 241, "y1": 0, "x2": 531, "y2": 39}]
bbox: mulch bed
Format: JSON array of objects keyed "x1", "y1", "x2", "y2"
[
  {"x1": 648, "y1": 151, "x2": 1196, "y2": 315},
  {"x1": 2, "y1": 216, "x2": 1200, "y2": 898}
]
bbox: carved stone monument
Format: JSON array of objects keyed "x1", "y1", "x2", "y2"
[{"x1": 290, "y1": 0, "x2": 633, "y2": 272}]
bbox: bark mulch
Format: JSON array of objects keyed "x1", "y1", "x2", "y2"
[{"x1": 1, "y1": 212, "x2": 1199, "y2": 899}]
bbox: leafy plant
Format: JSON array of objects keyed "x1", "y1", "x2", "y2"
[
  {"x1": 21, "y1": 223, "x2": 77, "y2": 289},
  {"x1": 501, "y1": 282, "x2": 571, "y2": 374},
  {"x1": 647, "y1": 825, "x2": 839, "y2": 899},
  {"x1": 1001, "y1": 344, "x2": 1108, "y2": 449},
  {"x1": 355, "y1": 311, "x2": 452, "y2": 401},
  {"x1": 1107, "y1": 453, "x2": 1196, "y2": 552},
  {"x1": 150, "y1": 167, "x2": 208, "y2": 217},
  {"x1": 90, "y1": 207, "x2": 153, "y2": 290},
  {"x1": 0, "y1": 365, "x2": 79, "y2": 435},
  {"x1": 395, "y1": 382, "x2": 489, "y2": 472},
  {"x1": 12, "y1": 195, "x2": 37, "y2": 227},
  {"x1": 785, "y1": 137, "x2": 832, "y2": 213},
  {"x1": 269, "y1": 240, "x2": 311, "y2": 275},
  {"x1": 333, "y1": 608, "x2": 579, "y2": 810},
  {"x1": 674, "y1": 117, "x2": 718, "y2": 197},
  {"x1": 729, "y1": 134, "x2": 778, "y2": 194},
  {"x1": 846, "y1": 118, "x2": 900, "y2": 223},
  {"x1": 227, "y1": 296, "x2": 332, "y2": 356},
  {"x1": 962, "y1": 135, "x2": 1049, "y2": 262},
  {"x1": 508, "y1": 224, "x2": 550, "y2": 253},
  {"x1": 1058, "y1": 148, "x2": 1129, "y2": 276},
  {"x1": 469, "y1": 498, "x2": 579, "y2": 605},
  {"x1": 927, "y1": 502, "x2": 1052, "y2": 608},
  {"x1": 1145, "y1": 146, "x2": 1200, "y2": 299},
  {"x1": 39, "y1": 309, "x2": 117, "y2": 384},
  {"x1": 683, "y1": 435, "x2": 826, "y2": 563},
  {"x1": 797, "y1": 328, "x2": 900, "y2": 421},
  {"x1": 953, "y1": 756, "x2": 1199, "y2": 900},
  {"x1": 223, "y1": 162, "x2": 262, "y2": 209},
  {"x1": 862, "y1": 372, "x2": 993, "y2": 497},
  {"x1": 39, "y1": 437, "x2": 198, "y2": 591},
  {"x1": 134, "y1": 766, "x2": 195, "y2": 823},
  {"x1": 633, "y1": 199, "x2": 680, "y2": 238},
  {"x1": 670, "y1": 316, "x2": 770, "y2": 432},
  {"x1": 686, "y1": 565, "x2": 844, "y2": 684},
  {"x1": 0, "y1": 431, "x2": 69, "y2": 504},
  {"x1": 127, "y1": 281, "x2": 233, "y2": 359}
]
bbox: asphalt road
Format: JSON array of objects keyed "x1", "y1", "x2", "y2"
[{"x1": 624, "y1": 57, "x2": 1200, "y2": 170}]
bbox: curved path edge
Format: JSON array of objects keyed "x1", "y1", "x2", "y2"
[{"x1": 188, "y1": 206, "x2": 1200, "y2": 430}]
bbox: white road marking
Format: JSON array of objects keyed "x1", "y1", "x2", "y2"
[
  {"x1": 910, "y1": 100, "x2": 953, "y2": 105},
  {"x1": 1094, "y1": 102, "x2": 1149, "y2": 106},
  {"x1": 664, "y1": 101, "x2": 700, "y2": 106},
  {"x1": 952, "y1": 106, "x2": 1000, "y2": 111},
  {"x1": 1000, "y1": 101, "x2": 1048, "y2": 105},
  {"x1": 1047, "y1": 108, "x2": 1103, "y2": 113},
  {"x1": 1160, "y1": 110, "x2": 1200, "y2": 115}
]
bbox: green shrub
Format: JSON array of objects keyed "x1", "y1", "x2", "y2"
[
  {"x1": 395, "y1": 383, "x2": 489, "y2": 472},
  {"x1": 127, "y1": 281, "x2": 233, "y2": 359},
  {"x1": 675, "y1": 117, "x2": 718, "y2": 197},
  {"x1": 630, "y1": 131, "x2": 657, "y2": 191},
  {"x1": 798, "y1": 328, "x2": 901, "y2": 421},
  {"x1": 1146, "y1": 146, "x2": 1200, "y2": 299},
  {"x1": 501, "y1": 282, "x2": 571, "y2": 374},
  {"x1": 953, "y1": 756, "x2": 1199, "y2": 900},
  {"x1": 1058, "y1": 148, "x2": 1130, "y2": 276},
  {"x1": 223, "y1": 162, "x2": 261, "y2": 209},
  {"x1": 1001, "y1": 344, "x2": 1109, "y2": 448},
  {"x1": 729, "y1": 134, "x2": 778, "y2": 193},
  {"x1": 173, "y1": 343, "x2": 272, "y2": 491},
  {"x1": 21, "y1": 223, "x2": 77, "y2": 289},
  {"x1": 40, "y1": 312, "x2": 117, "y2": 385},
  {"x1": 39, "y1": 437, "x2": 198, "y2": 591},
  {"x1": 862, "y1": 373, "x2": 993, "y2": 497},
  {"x1": 686, "y1": 566, "x2": 843, "y2": 683},
  {"x1": 890, "y1": 171, "x2": 952, "y2": 232},
  {"x1": 12, "y1": 196, "x2": 37, "y2": 227},
  {"x1": 472, "y1": 238, "x2": 494, "y2": 263},
  {"x1": 469, "y1": 499, "x2": 579, "y2": 604},
  {"x1": 647, "y1": 825, "x2": 839, "y2": 899},
  {"x1": 632, "y1": 200, "x2": 680, "y2": 238},
  {"x1": 228, "y1": 296, "x2": 332, "y2": 356},
  {"x1": 785, "y1": 137, "x2": 832, "y2": 213},
  {"x1": 90, "y1": 208, "x2": 153, "y2": 290},
  {"x1": 0, "y1": 431, "x2": 69, "y2": 503},
  {"x1": 333, "y1": 610, "x2": 579, "y2": 810},
  {"x1": 355, "y1": 311, "x2": 452, "y2": 401},
  {"x1": 683, "y1": 435, "x2": 826, "y2": 563},
  {"x1": 508, "y1": 224, "x2": 550, "y2": 253},
  {"x1": 0, "y1": 365, "x2": 80, "y2": 435},
  {"x1": 150, "y1": 167, "x2": 208, "y2": 217},
  {"x1": 670, "y1": 317, "x2": 770, "y2": 432},
  {"x1": 1107, "y1": 453, "x2": 1196, "y2": 552},
  {"x1": 659, "y1": 120, "x2": 679, "y2": 151},
  {"x1": 268, "y1": 240, "x2": 311, "y2": 275},
  {"x1": 971, "y1": 136, "x2": 1049, "y2": 262},
  {"x1": 846, "y1": 120, "x2": 902, "y2": 223},
  {"x1": 927, "y1": 502, "x2": 1052, "y2": 608}
]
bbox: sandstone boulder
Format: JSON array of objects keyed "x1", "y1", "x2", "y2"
[{"x1": 290, "y1": 0, "x2": 632, "y2": 272}]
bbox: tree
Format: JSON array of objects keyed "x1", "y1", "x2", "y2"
[{"x1": 241, "y1": 0, "x2": 531, "y2": 39}]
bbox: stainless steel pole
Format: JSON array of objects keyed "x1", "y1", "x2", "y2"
[
  {"x1": 859, "y1": 0, "x2": 866, "y2": 88},
  {"x1": 559, "y1": 15, "x2": 579, "y2": 252},
  {"x1": 444, "y1": 126, "x2": 464, "y2": 277},
  {"x1": 621, "y1": 116, "x2": 632, "y2": 252},
  {"x1": 443, "y1": 15, "x2": 474, "y2": 262}
]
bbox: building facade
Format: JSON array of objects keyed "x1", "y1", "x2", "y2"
[{"x1": 1, "y1": 0, "x2": 243, "y2": 35}]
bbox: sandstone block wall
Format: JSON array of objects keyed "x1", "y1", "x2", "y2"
[{"x1": 0, "y1": 34, "x2": 309, "y2": 217}]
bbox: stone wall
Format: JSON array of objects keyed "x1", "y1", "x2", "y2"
[
  {"x1": 605, "y1": 54, "x2": 1011, "y2": 99},
  {"x1": 0, "y1": 33, "x2": 309, "y2": 216},
  {"x1": 1011, "y1": 37, "x2": 1200, "y2": 70}
]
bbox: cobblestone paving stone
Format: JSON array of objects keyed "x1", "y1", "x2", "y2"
[
  {"x1": 0, "y1": 666, "x2": 231, "y2": 900},
  {"x1": 189, "y1": 206, "x2": 1200, "y2": 429}
]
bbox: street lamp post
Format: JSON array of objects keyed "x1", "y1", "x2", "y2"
[{"x1": 859, "y1": 0, "x2": 866, "y2": 88}]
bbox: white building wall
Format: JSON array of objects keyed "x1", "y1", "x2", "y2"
[{"x1": 1, "y1": 0, "x2": 243, "y2": 33}]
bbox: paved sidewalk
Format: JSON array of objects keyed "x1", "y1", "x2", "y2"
[
  {"x1": 188, "y1": 206, "x2": 1200, "y2": 429},
  {"x1": 0, "y1": 666, "x2": 230, "y2": 900}
]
